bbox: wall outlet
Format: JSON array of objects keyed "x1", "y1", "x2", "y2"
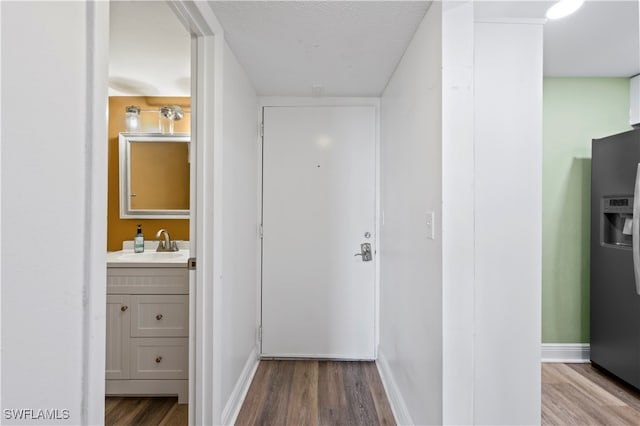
[{"x1": 426, "y1": 211, "x2": 435, "y2": 240}]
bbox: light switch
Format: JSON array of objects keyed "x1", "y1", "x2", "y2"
[{"x1": 426, "y1": 211, "x2": 435, "y2": 240}]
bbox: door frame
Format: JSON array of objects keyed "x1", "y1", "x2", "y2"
[
  {"x1": 85, "y1": 2, "x2": 224, "y2": 424},
  {"x1": 257, "y1": 97, "x2": 381, "y2": 359},
  {"x1": 167, "y1": 3, "x2": 224, "y2": 424}
]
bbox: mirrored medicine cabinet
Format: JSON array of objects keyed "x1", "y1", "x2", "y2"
[{"x1": 119, "y1": 133, "x2": 191, "y2": 219}]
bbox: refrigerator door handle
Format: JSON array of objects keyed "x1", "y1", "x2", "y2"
[{"x1": 633, "y1": 163, "x2": 640, "y2": 295}]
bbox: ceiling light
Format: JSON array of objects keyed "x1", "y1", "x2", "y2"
[{"x1": 546, "y1": 0, "x2": 584, "y2": 20}]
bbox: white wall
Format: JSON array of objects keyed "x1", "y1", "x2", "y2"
[
  {"x1": 219, "y1": 43, "x2": 260, "y2": 424},
  {"x1": 378, "y1": 3, "x2": 443, "y2": 424},
  {"x1": 442, "y1": 9, "x2": 543, "y2": 426},
  {"x1": 380, "y1": 2, "x2": 543, "y2": 424},
  {"x1": 1, "y1": 2, "x2": 108, "y2": 424},
  {"x1": 472, "y1": 19, "x2": 542, "y2": 424}
]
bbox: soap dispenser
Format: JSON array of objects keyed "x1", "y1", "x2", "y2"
[{"x1": 134, "y1": 224, "x2": 144, "y2": 253}]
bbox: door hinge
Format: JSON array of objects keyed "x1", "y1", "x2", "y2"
[
  {"x1": 188, "y1": 257, "x2": 196, "y2": 270},
  {"x1": 257, "y1": 325, "x2": 262, "y2": 342},
  {"x1": 260, "y1": 122, "x2": 264, "y2": 138},
  {"x1": 258, "y1": 224, "x2": 263, "y2": 239}
]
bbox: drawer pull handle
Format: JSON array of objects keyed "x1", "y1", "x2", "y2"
[
  {"x1": 155, "y1": 356, "x2": 163, "y2": 363},
  {"x1": 121, "y1": 305, "x2": 128, "y2": 312},
  {"x1": 156, "y1": 314, "x2": 163, "y2": 321}
]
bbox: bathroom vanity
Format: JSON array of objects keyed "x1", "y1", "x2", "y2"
[{"x1": 105, "y1": 245, "x2": 190, "y2": 403}]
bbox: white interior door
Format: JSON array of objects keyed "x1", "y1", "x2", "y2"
[{"x1": 261, "y1": 105, "x2": 376, "y2": 359}]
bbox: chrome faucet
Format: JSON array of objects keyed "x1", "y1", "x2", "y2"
[{"x1": 156, "y1": 229, "x2": 178, "y2": 252}]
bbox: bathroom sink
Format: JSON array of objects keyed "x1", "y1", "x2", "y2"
[{"x1": 107, "y1": 249, "x2": 190, "y2": 266}]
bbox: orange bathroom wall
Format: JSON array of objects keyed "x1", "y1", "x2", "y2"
[{"x1": 107, "y1": 96, "x2": 190, "y2": 251}]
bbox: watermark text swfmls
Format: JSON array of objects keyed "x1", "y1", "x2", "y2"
[{"x1": 3, "y1": 408, "x2": 71, "y2": 421}]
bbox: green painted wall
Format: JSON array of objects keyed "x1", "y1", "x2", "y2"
[{"x1": 543, "y1": 77, "x2": 631, "y2": 343}]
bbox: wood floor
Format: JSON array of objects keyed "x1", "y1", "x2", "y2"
[
  {"x1": 543, "y1": 363, "x2": 640, "y2": 425},
  {"x1": 236, "y1": 360, "x2": 395, "y2": 426},
  {"x1": 105, "y1": 362, "x2": 640, "y2": 426},
  {"x1": 105, "y1": 397, "x2": 187, "y2": 426}
]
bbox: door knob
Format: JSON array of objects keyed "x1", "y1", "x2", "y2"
[{"x1": 354, "y1": 243, "x2": 372, "y2": 262}]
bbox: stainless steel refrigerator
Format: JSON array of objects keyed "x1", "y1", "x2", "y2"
[{"x1": 591, "y1": 128, "x2": 640, "y2": 386}]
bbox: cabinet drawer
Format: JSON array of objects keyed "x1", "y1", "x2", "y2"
[
  {"x1": 131, "y1": 295, "x2": 188, "y2": 337},
  {"x1": 107, "y1": 267, "x2": 188, "y2": 294},
  {"x1": 130, "y1": 338, "x2": 188, "y2": 380}
]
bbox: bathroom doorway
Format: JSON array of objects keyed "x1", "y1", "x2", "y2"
[{"x1": 105, "y1": 2, "x2": 192, "y2": 423}]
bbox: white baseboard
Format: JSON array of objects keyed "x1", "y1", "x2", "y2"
[
  {"x1": 221, "y1": 345, "x2": 260, "y2": 425},
  {"x1": 541, "y1": 343, "x2": 590, "y2": 363},
  {"x1": 376, "y1": 350, "x2": 414, "y2": 426}
]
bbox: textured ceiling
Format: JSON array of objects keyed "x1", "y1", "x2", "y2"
[
  {"x1": 208, "y1": 1, "x2": 431, "y2": 96},
  {"x1": 109, "y1": 1, "x2": 639, "y2": 98}
]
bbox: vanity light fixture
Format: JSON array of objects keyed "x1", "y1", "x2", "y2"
[
  {"x1": 160, "y1": 105, "x2": 184, "y2": 134},
  {"x1": 123, "y1": 105, "x2": 186, "y2": 134},
  {"x1": 546, "y1": 0, "x2": 584, "y2": 20},
  {"x1": 160, "y1": 105, "x2": 184, "y2": 121},
  {"x1": 125, "y1": 105, "x2": 141, "y2": 132}
]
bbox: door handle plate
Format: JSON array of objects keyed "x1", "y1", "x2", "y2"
[{"x1": 354, "y1": 243, "x2": 372, "y2": 262}]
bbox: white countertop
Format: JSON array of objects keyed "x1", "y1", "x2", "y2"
[{"x1": 107, "y1": 241, "x2": 190, "y2": 268}]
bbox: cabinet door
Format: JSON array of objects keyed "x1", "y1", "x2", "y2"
[{"x1": 106, "y1": 295, "x2": 130, "y2": 380}]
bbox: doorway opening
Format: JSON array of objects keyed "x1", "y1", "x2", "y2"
[{"x1": 105, "y1": 2, "x2": 192, "y2": 424}]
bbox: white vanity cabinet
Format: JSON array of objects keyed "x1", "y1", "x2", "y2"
[{"x1": 105, "y1": 264, "x2": 189, "y2": 403}]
